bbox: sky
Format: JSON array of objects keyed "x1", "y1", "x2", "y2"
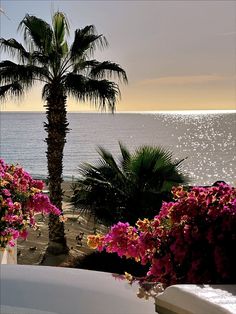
[{"x1": 0, "y1": 0, "x2": 235, "y2": 112}]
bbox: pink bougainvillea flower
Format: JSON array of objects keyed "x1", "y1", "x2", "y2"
[
  {"x1": 0, "y1": 159, "x2": 61, "y2": 248},
  {"x1": 88, "y1": 182, "x2": 236, "y2": 286}
]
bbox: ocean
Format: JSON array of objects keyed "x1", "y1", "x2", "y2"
[{"x1": 0, "y1": 111, "x2": 235, "y2": 186}]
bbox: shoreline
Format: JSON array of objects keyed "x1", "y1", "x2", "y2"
[
  {"x1": 16, "y1": 180, "x2": 84, "y2": 266},
  {"x1": 17, "y1": 179, "x2": 108, "y2": 266},
  {"x1": 17, "y1": 197, "x2": 108, "y2": 267},
  {"x1": 33, "y1": 175, "x2": 79, "y2": 182}
]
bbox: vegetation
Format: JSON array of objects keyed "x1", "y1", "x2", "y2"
[
  {"x1": 0, "y1": 159, "x2": 61, "y2": 248},
  {"x1": 75, "y1": 251, "x2": 149, "y2": 277},
  {"x1": 0, "y1": 12, "x2": 127, "y2": 254},
  {"x1": 89, "y1": 183, "x2": 236, "y2": 285},
  {"x1": 72, "y1": 143, "x2": 188, "y2": 225}
]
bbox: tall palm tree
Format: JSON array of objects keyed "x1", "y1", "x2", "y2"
[
  {"x1": 72, "y1": 143, "x2": 189, "y2": 225},
  {"x1": 0, "y1": 12, "x2": 127, "y2": 255}
]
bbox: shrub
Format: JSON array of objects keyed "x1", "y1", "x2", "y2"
[
  {"x1": 88, "y1": 182, "x2": 236, "y2": 286},
  {"x1": 0, "y1": 159, "x2": 61, "y2": 248},
  {"x1": 72, "y1": 143, "x2": 188, "y2": 225},
  {"x1": 74, "y1": 251, "x2": 149, "y2": 277}
]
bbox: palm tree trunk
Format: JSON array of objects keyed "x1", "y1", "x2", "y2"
[{"x1": 44, "y1": 84, "x2": 69, "y2": 255}]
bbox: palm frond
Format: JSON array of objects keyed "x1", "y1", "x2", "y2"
[
  {"x1": 0, "y1": 38, "x2": 29, "y2": 62},
  {"x1": 80, "y1": 149, "x2": 127, "y2": 192},
  {"x1": 64, "y1": 73, "x2": 120, "y2": 112},
  {"x1": 0, "y1": 82, "x2": 23, "y2": 99},
  {"x1": 52, "y1": 11, "x2": 69, "y2": 56},
  {"x1": 42, "y1": 83, "x2": 51, "y2": 100},
  {"x1": 97, "y1": 146, "x2": 121, "y2": 173},
  {"x1": 118, "y1": 142, "x2": 131, "y2": 171},
  {"x1": 129, "y1": 146, "x2": 189, "y2": 190},
  {"x1": 18, "y1": 14, "x2": 53, "y2": 53},
  {"x1": 0, "y1": 60, "x2": 50, "y2": 85},
  {"x1": 71, "y1": 59, "x2": 98, "y2": 75},
  {"x1": 70, "y1": 25, "x2": 108, "y2": 60},
  {"x1": 89, "y1": 61, "x2": 128, "y2": 83},
  {"x1": 172, "y1": 157, "x2": 188, "y2": 168},
  {"x1": 72, "y1": 143, "x2": 189, "y2": 225}
]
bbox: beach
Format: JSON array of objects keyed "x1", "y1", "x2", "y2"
[{"x1": 17, "y1": 181, "x2": 108, "y2": 266}]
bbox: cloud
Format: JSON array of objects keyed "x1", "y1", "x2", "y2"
[
  {"x1": 138, "y1": 75, "x2": 236, "y2": 86},
  {"x1": 219, "y1": 31, "x2": 236, "y2": 36}
]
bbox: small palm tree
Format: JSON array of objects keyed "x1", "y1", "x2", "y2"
[
  {"x1": 0, "y1": 12, "x2": 127, "y2": 255},
  {"x1": 72, "y1": 143, "x2": 189, "y2": 225}
]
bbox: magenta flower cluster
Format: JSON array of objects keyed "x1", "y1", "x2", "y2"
[
  {"x1": 0, "y1": 159, "x2": 61, "y2": 248},
  {"x1": 88, "y1": 183, "x2": 236, "y2": 285}
]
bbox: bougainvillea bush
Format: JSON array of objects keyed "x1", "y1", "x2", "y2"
[
  {"x1": 88, "y1": 183, "x2": 236, "y2": 286},
  {"x1": 0, "y1": 159, "x2": 61, "y2": 248}
]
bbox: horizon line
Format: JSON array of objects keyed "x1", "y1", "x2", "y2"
[{"x1": 1, "y1": 109, "x2": 236, "y2": 114}]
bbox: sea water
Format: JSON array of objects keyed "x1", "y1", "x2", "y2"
[{"x1": 0, "y1": 111, "x2": 235, "y2": 186}]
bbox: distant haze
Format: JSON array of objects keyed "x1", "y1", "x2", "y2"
[{"x1": 0, "y1": 1, "x2": 235, "y2": 112}]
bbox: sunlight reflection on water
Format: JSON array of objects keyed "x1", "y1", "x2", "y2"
[
  {"x1": 159, "y1": 113, "x2": 235, "y2": 185},
  {"x1": 0, "y1": 112, "x2": 235, "y2": 186}
]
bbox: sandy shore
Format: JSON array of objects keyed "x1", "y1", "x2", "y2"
[{"x1": 17, "y1": 181, "x2": 108, "y2": 266}]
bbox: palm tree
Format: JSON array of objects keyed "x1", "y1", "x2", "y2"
[
  {"x1": 0, "y1": 12, "x2": 127, "y2": 255},
  {"x1": 72, "y1": 143, "x2": 189, "y2": 225}
]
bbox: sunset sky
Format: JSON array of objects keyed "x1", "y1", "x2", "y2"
[{"x1": 0, "y1": 0, "x2": 235, "y2": 112}]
